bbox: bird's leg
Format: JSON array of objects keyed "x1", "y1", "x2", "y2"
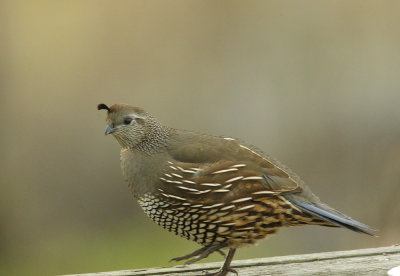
[
  {"x1": 216, "y1": 249, "x2": 226, "y2": 257},
  {"x1": 169, "y1": 246, "x2": 208, "y2": 262},
  {"x1": 205, "y1": 248, "x2": 237, "y2": 276},
  {"x1": 184, "y1": 244, "x2": 227, "y2": 265},
  {"x1": 170, "y1": 244, "x2": 226, "y2": 264}
]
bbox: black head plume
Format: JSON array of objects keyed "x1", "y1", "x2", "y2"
[{"x1": 97, "y1": 103, "x2": 111, "y2": 112}]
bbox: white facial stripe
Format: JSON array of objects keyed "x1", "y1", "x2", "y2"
[{"x1": 128, "y1": 113, "x2": 145, "y2": 120}]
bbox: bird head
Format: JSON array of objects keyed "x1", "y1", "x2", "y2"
[{"x1": 97, "y1": 103, "x2": 149, "y2": 149}]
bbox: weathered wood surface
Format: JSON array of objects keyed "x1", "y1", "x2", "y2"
[{"x1": 64, "y1": 245, "x2": 400, "y2": 276}]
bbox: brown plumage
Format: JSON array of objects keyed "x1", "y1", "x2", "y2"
[{"x1": 98, "y1": 103, "x2": 374, "y2": 276}]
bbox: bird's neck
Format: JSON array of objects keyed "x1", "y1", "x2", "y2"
[{"x1": 127, "y1": 123, "x2": 170, "y2": 155}]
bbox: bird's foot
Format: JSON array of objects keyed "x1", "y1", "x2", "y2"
[
  {"x1": 203, "y1": 248, "x2": 238, "y2": 276},
  {"x1": 170, "y1": 244, "x2": 226, "y2": 265}
]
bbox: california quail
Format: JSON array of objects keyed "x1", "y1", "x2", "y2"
[{"x1": 97, "y1": 103, "x2": 373, "y2": 276}]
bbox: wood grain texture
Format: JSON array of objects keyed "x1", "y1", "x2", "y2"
[{"x1": 63, "y1": 246, "x2": 400, "y2": 276}]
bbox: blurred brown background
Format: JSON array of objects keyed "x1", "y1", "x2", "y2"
[{"x1": 1, "y1": 1, "x2": 399, "y2": 275}]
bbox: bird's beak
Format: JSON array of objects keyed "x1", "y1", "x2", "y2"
[{"x1": 105, "y1": 125, "x2": 117, "y2": 135}]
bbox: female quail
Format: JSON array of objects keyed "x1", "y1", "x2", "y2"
[{"x1": 98, "y1": 103, "x2": 373, "y2": 276}]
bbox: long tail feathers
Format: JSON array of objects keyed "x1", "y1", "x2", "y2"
[{"x1": 286, "y1": 197, "x2": 376, "y2": 236}]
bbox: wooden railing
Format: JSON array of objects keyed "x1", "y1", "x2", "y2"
[{"x1": 63, "y1": 245, "x2": 400, "y2": 276}]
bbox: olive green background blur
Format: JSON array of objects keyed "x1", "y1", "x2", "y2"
[{"x1": 1, "y1": 1, "x2": 399, "y2": 275}]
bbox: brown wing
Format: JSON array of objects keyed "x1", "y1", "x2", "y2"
[
  {"x1": 158, "y1": 135, "x2": 302, "y2": 205},
  {"x1": 158, "y1": 159, "x2": 281, "y2": 205}
]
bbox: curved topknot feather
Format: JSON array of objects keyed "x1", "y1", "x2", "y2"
[{"x1": 97, "y1": 103, "x2": 111, "y2": 112}]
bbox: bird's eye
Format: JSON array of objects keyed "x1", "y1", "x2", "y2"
[{"x1": 123, "y1": 117, "x2": 133, "y2": 125}]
